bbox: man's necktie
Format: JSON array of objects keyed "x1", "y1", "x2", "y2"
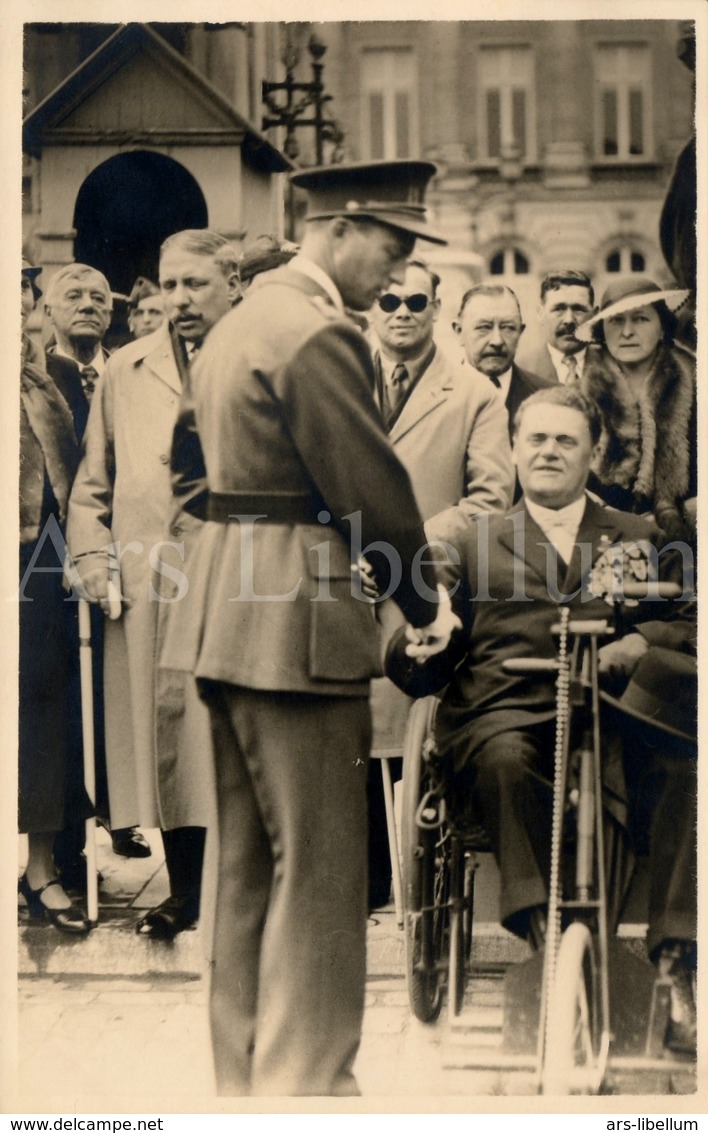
[
  {"x1": 389, "y1": 363, "x2": 409, "y2": 412},
  {"x1": 562, "y1": 355, "x2": 578, "y2": 384},
  {"x1": 80, "y1": 365, "x2": 99, "y2": 400},
  {"x1": 489, "y1": 374, "x2": 502, "y2": 390}
]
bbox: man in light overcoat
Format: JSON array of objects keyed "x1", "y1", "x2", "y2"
[{"x1": 67, "y1": 230, "x2": 240, "y2": 938}]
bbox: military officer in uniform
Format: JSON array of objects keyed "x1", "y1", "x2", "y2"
[{"x1": 161, "y1": 160, "x2": 458, "y2": 1096}]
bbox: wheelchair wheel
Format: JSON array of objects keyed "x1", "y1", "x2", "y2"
[
  {"x1": 448, "y1": 839, "x2": 475, "y2": 1019},
  {"x1": 401, "y1": 698, "x2": 449, "y2": 1023},
  {"x1": 542, "y1": 922, "x2": 604, "y2": 1095}
]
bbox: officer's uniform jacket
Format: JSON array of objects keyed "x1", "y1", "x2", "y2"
[{"x1": 161, "y1": 266, "x2": 438, "y2": 696}]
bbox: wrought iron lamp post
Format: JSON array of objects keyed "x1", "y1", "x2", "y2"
[{"x1": 262, "y1": 32, "x2": 344, "y2": 236}]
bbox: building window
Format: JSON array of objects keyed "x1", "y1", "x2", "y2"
[
  {"x1": 361, "y1": 49, "x2": 417, "y2": 160},
  {"x1": 605, "y1": 247, "x2": 646, "y2": 273},
  {"x1": 595, "y1": 43, "x2": 652, "y2": 160},
  {"x1": 489, "y1": 248, "x2": 529, "y2": 276},
  {"x1": 478, "y1": 45, "x2": 535, "y2": 164}
]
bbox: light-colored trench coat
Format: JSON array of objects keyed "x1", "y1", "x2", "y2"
[{"x1": 66, "y1": 324, "x2": 215, "y2": 831}]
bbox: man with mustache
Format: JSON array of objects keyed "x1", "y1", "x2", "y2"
[
  {"x1": 453, "y1": 282, "x2": 554, "y2": 442},
  {"x1": 67, "y1": 230, "x2": 240, "y2": 938},
  {"x1": 526, "y1": 269, "x2": 597, "y2": 385}
]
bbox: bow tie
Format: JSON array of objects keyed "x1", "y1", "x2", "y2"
[{"x1": 543, "y1": 514, "x2": 577, "y2": 534}]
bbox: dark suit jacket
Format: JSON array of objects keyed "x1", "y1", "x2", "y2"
[
  {"x1": 161, "y1": 265, "x2": 439, "y2": 696},
  {"x1": 504, "y1": 362, "x2": 556, "y2": 503},
  {"x1": 505, "y1": 362, "x2": 556, "y2": 440},
  {"x1": 45, "y1": 352, "x2": 90, "y2": 443},
  {"x1": 387, "y1": 497, "x2": 692, "y2": 769}
]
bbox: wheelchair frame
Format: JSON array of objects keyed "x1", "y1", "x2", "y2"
[{"x1": 399, "y1": 595, "x2": 693, "y2": 1095}]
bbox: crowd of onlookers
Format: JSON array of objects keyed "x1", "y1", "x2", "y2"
[{"x1": 19, "y1": 223, "x2": 697, "y2": 1075}]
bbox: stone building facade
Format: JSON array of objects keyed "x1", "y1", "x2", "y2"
[{"x1": 23, "y1": 19, "x2": 693, "y2": 358}]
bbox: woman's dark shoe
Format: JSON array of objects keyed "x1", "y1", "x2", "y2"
[
  {"x1": 111, "y1": 827, "x2": 152, "y2": 858},
  {"x1": 136, "y1": 896, "x2": 198, "y2": 940},
  {"x1": 56, "y1": 854, "x2": 104, "y2": 894},
  {"x1": 18, "y1": 874, "x2": 91, "y2": 935}
]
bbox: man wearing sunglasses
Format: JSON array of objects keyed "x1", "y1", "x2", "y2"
[
  {"x1": 370, "y1": 259, "x2": 513, "y2": 526},
  {"x1": 367, "y1": 259, "x2": 514, "y2": 909}
]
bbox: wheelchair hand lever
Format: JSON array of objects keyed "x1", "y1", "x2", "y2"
[{"x1": 502, "y1": 658, "x2": 560, "y2": 674}]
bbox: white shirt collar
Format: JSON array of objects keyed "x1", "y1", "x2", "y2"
[
  {"x1": 525, "y1": 492, "x2": 587, "y2": 537},
  {"x1": 289, "y1": 254, "x2": 345, "y2": 314},
  {"x1": 547, "y1": 342, "x2": 586, "y2": 383},
  {"x1": 54, "y1": 342, "x2": 106, "y2": 375}
]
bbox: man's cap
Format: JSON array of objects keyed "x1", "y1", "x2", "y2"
[
  {"x1": 575, "y1": 275, "x2": 690, "y2": 342},
  {"x1": 128, "y1": 275, "x2": 160, "y2": 308},
  {"x1": 22, "y1": 257, "x2": 43, "y2": 301},
  {"x1": 600, "y1": 645, "x2": 696, "y2": 747},
  {"x1": 239, "y1": 234, "x2": 299, "y2": 284},
  {"x1": 289, "y1": 160, "x2": 447, "y2": 245}
]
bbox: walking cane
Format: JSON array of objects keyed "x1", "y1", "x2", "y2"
[
  {"x1": 78, "y1": 598, "x2": 99, "y2": 925},
  {"x1": 78, "y1": 567, "x2": 122, "y2": 926}
]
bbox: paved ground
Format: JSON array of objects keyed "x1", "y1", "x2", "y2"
[
  {"x1": 12, "y1": 829, "x2": 700, "y2": 1113},
  {"x1": 12, "y1": 829, "x2": 463, "y2": 1111}
]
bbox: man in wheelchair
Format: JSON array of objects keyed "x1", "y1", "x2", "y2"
[{"x1": 386, "y1": 385, "x2": 696, "y2": 1055}]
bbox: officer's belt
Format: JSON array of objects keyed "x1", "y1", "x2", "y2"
[{"x1": 207, "y1": 492, "x2": 332, "y2": 526}]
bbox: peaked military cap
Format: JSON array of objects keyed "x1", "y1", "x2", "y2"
[{"x1": 290, "y1": 159, "x2": 447, "y2": 245}]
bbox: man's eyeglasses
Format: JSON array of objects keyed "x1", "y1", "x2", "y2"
[{"x1": 377, "y1": 293, "x2": 430, "y2": 314}]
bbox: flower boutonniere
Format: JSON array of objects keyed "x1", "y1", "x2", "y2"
[{"x1": 585, "y1": 535, "x2": 653, "y2": 606}]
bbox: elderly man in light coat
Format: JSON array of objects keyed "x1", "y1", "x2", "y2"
[{"x1": 67, "y1": 230, "x2": 240, "y2": 938}]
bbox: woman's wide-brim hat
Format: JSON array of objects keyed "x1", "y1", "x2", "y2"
[
  {"x1": 575, "y1": 275, "x2": 690, "y2": 342},
  {"x1": 290, "y1": 159, "x2": 448, "y2": 245},
  {"x1": 22, "y1": 257, "x2": 43, "y2": 302},
  {"x1": 600, "y1": 644, "x2": 697, "y2": 748}
]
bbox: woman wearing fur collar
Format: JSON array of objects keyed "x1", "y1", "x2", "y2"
[
  {"x1": 576, "y1": 276, "x2": 696, "y2": 543},
  {"x1": 19, "y1": 260, "x2": 91, "y2": 935}
]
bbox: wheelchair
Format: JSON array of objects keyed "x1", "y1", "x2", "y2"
[{"x1": 399, "y1": 585, "x2": 695, "y2": 1095}]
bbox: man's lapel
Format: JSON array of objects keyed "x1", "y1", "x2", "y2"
[
  {"x1": 505, "y1": 367, "x2": 526, "y2": 425},
  {"x1": 496, "y1": 496, "x2": 624, "y2": 598},
  {"x1": 140, "y1": 324, "x2": 182, "y2": 394},
  {"x1": 496, "y1": 501, "x2": 553, "y2": 590},
  {"x1": 389, "y1": 349, "x2": 454, "y2": 441},
  {"x1": 563, "y1": 497, "x2": 623, "y2": 595}
]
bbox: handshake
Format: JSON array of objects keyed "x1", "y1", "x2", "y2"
[
  {"x1": 357, "y1": 558, "x2": 461, "y2": 665},
  {"x1": 404, "y1": 585, "x2": 461, "y2": 664}
]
